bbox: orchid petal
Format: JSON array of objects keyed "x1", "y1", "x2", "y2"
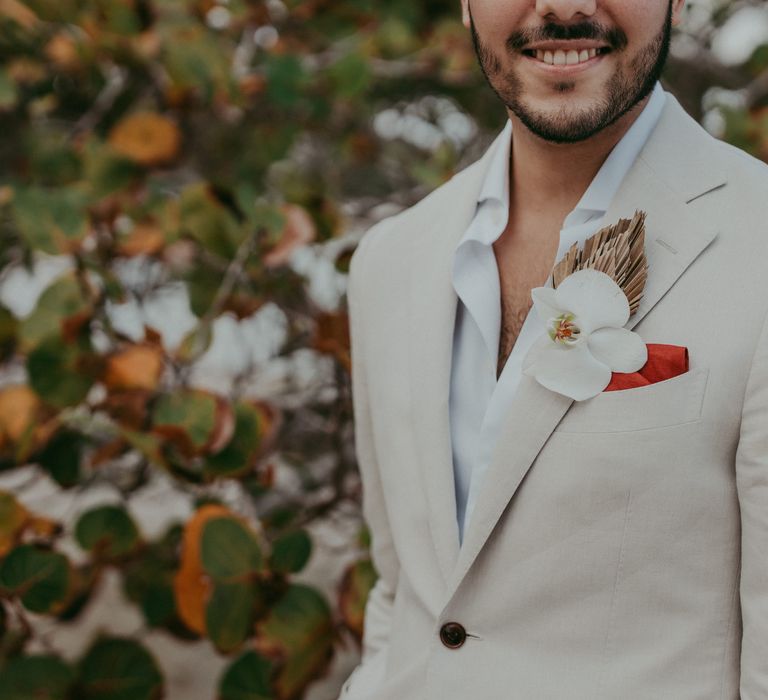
[
  {"x1": 588, "y1": 327, "x2": 648, "y2": 373},
  {"x1": 522, "y1": 340, "x2": 612, "y2": 401},
  {"x1": 531, "y1": 287, "x2": 561, "y2": 325},
  {"x1": 554, "y1": 269, "x2": 629, "y2": 333}
]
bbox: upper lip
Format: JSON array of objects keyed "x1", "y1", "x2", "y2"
[{"x1": 522, "y1": 40, "x2": 610, "y2": 52}]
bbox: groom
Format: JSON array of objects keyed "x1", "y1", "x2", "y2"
[{"x1": 342, "y1": 1, "x2": 768, "y2": 698}]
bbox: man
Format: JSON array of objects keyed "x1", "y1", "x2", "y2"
[{"x1": 342, "y1": 1, "x2": 768, "y2": 698}]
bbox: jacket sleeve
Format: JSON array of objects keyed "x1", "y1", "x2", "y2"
[
  {"x1": 339, "y1": 228, "x2": 401, "y2": 699},
  {"x1": 735, "y1": 304, "x2": 768, "y2": 698}
]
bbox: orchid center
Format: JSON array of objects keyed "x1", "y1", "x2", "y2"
[{"x1": 547, "y1": 313, "x2": 582, "y2": 347}]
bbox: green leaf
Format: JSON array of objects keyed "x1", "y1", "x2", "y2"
[
  {"x1": 264, "y1": 55, "x2": 305, "y2": 109},
  {"x1": 77, "y1": 636, "x2": 163, "y2": 700},
  {"x1": 328, "y1": 52, "x2": 371, "y2": 99},
  {"x1": 178, "y1": 183, "x2": 243, "y2": 259},
  {"x1": 200, "y1": 516, "x2": 262, "y2": 580},
  {"x1": 36, "y1": 429, "x2": 84, "y2": 488},
  {"x1": 161, "y1": 20, "x2": 234, "y2": 101},
  {"x1": 0, "y1": 654, "x2": 74, "y2": 700},
  {"x1": 269, "y1": 530, "x2": 311, "y2": 575},
  {"x1": 255, "y1": 585, "x2": 334, "y2": 700},
  {"x1": 19, "y1": 273, "x2": 89, "y2": 351},
  {"x1": 219, "y1": 651, "x2": 274, "y2": 700},
  {"x1": 12, "y1": 186, "x2": 89, "y2": 255},
  {"x1": 75, "y1": 505, "x2": 140, "y2": 560},
  {"x1": 27, "y1": 334, "x2": 93, "y2": 409},
  {"x1": 204, "y1": 402, "x2": 262, "y2": 479},
  {"x1": 0, "y1": 68, "x2": 18, "y2": 110},
  {"x1": 81, "y1": 139, "x2": 140, "y2": 200},
  {"x1": 184, "y1": 265, "x2": 224, "y2": 318},
  {"x1": 338, "y1": 559, "x2": 377, "y2": 638},
  {"x1": 122, "y1": 524, "x2": 183, "y2": 629},
  {"x1": 205, "y1": 581, "x2": 255, "y2": 654},
  {"x1": 152, "y1": 389, "x2": 218, "y2": 453},
  {"x1": 0, "y1": 545, "x2": 70, "y2": 614}
]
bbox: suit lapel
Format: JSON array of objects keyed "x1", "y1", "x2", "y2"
[
  {"x1": 408, "y1": 147, "x2": 501, "y2": 585},
  {"x1": 445, "y1": 95, "x2": 724, "y2": 598}
]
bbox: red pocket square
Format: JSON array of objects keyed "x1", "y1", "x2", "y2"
[{"x1": 604, "y1": 343, "x2": 689, "y2": 392}]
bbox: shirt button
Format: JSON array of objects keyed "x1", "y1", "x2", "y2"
[{"x1": 439, "y1": 622, "x2": 467, "y2": 649}]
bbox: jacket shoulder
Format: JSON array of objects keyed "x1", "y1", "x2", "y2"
[{"x1": 353, "y1": 154, "x2": 486, "y2": 265}]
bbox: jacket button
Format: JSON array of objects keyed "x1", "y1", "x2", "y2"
[{"x1": 439, "y1": 622, "x2": 467, "y2": 649}]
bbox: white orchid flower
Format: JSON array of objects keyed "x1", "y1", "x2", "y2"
[{"x1": 522, "y1": 268, "x2": 648, "y2": 401}]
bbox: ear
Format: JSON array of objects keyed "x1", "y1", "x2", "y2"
[
  {"x1": 461, "y1": 0, "x2": 470, "y2": 29},
  {"x1": 671, "y1": 0, "x2": 686, "y2": 27}
]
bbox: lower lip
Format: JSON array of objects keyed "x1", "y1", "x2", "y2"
[{"x1": 522, "y1": 52, "x2": 608, "y2": 75}]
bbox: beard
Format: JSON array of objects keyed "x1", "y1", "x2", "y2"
[{"x1": 469, "y1": 1, "x2": 673, "y2": 143}]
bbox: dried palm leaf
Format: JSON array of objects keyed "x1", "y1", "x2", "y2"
[{"x1": 552, "y1": 210, "x2": 648, "y2": 316}]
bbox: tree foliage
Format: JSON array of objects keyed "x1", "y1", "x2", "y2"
[{"x1": 0, "y1": 0, "x2": 765, "y2": 698}]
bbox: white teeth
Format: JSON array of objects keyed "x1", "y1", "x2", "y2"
[{"x1": 533, "y1": 48, "x2": 600, "y2": 66}]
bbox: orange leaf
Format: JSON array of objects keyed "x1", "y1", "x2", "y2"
[
  {"x1": 173, "y1": 503, "x2": 233, "y2": 635},
  {"x1": 0, "y1": 0, "x2": 39, "y2": 29},
  {"x1": 253, "y1": 401, "x2": 280, "y2": 458},
  {"x1": 117, "y1": 222, "x2": 166, "y2": 257},
  {"x1": 45, "y1": 32, "x2": 82, "y2": 71},
  {"x1": 108, "y1": 112, "x2": 182, "y2": 167},
  {"x1": 104, "y1": 344, "x2": 164, "y2": 391},
  {"x1": 263, "y1": 204, "x2": 316, "y2": 268},
  {"x1": 0, "y1": 490, "x2": 61, "y2": 556},
  {"x1": 0, "y1": 386, "x2": 41, "y2": 449}
]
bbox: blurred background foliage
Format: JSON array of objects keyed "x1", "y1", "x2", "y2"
[{"x1": 0, "y1": 0, "x2": 766, "y2": 698}]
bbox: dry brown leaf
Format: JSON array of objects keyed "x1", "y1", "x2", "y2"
[
  {"x1": 104, "y1": 344, "x2": 164, "y2": 391},
  {"x1": 239, "y1": 74, "x2": 266, "y2": 99},
  {"x1": 313, "y1": 312, "x2": 350, "y2": 372},
  {"x1": 101, "y1": 389, "x2": 150, "y2": 430},
  {"x1": 205, "y1": 396, "x2": 236, "y2": 455},
  {"x1": 173, "y1": 503, "x2": 235, "y2": 635},
  {"x1": 552, "y1": 210, "x2": 648, "y2": 317},
  {"x1": 263, "y1": 204, "x2": 316, "y2": 268},
  {"x1": 108, "y1": 112, "x2": 182, "y2": 167}
]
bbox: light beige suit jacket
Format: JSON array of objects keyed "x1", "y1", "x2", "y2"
[{"x1": 342, "y1": 94, "x2": 768, "y2": 700}]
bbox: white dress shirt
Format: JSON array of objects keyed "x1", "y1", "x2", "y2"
[{"x1": 450, "y1": 83, "x2": 667, "y2": 543}]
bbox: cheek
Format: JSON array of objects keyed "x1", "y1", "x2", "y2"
[
  {"x1": 468, "y1": 1, "x2": 525, "y2": 40},
  {"x1": 611, "y1": 1, "x2": 669, "y2": 45}
]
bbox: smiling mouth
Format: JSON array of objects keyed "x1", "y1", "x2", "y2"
[{"x1": 522, "y1": 47, "x2": 612, "y2": 66}]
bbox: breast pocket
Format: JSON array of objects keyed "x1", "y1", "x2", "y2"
[{"x1": 555, "y1": 366, "x2": 710, "y2": 433}]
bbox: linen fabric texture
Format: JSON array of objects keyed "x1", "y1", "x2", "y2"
[{"x1": 341, "y1": 94, "x2": 768, "y2": 700}]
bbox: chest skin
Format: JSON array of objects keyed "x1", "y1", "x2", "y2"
[{"x1": 493, "y1": 228, "x2": 559, "y2": 378}]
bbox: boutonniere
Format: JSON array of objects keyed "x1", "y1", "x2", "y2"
[{"x1": 522, "y1": 211, "x2": 649, "y2": 401}]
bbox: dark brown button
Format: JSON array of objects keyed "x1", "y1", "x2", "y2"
[{"x1": 439, "y1": 622, "x2": 466, "y2": 649}]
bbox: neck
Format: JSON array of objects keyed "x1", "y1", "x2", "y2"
[{"x1": 507, "y1": 95, "x2": 652, "y2": 225}]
